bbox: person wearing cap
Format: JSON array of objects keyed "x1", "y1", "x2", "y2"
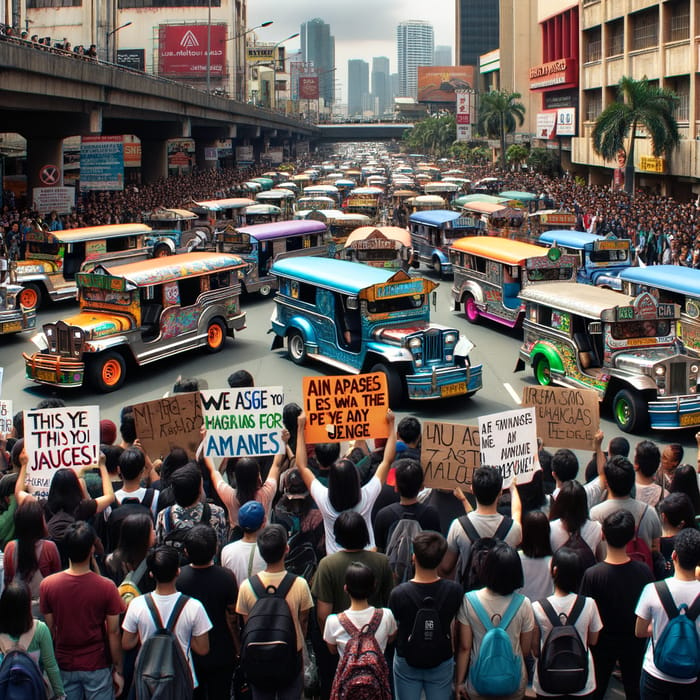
[
  {"x1": 221, "y1": 501, "x2": 266, "y2": 587},
  {"x1": 100, "y1": 419, "x2": 117, "y2": 446}
]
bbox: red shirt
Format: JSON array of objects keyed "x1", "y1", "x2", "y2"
[{"x1": 39, "y1": 570, "x2": 125, "y2": 671}]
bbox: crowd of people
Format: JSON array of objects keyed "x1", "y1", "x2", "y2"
[
  {"x1": 0, "y1": 25, "x2": 97, "y2": 59},
  {"x1": 0, "y1": 367, "x2": 699, "y2": 700}
]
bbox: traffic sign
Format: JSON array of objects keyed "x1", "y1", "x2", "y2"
[{"x1": 39, "y1": 164, "x2": 60, "y2": 186}]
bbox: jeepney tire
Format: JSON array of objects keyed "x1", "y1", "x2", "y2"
[
  {"x1": 533, "y1": 356, "x2": 553, "y2": 386},
  {"x1": 19, "y1": 283, "x2": 42, "y2": 309},
  {"x1": 370, "y1": 362, "x2": 404, "y2": 408},
  {"x1": 432, "y1": 257, "x2": 443, "y2": 278},
  {"x1": 259, "y1": 284, "x2": 273, "y2": 297},
  {"x1": 464, "y1": 294, "x2": 480, "y2": 324},
  {"x1": 288, "y1": 330, "x2": 308, "y2": 365},
  {"x1": 88, "y1": 352, "x2": 126, "y2": 393},
  {"x1": 612, "y1": 388, "x2": 648, "y2": 434},
  {"x1": 205, "y1": 320, "x2": 226, "y2": 353}
]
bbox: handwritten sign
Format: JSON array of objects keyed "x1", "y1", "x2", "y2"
[
  {"x1": 478, "y1": 407, "x2": 539, "y2": 488},
  {"x1": 132, "y1": 392, "x2": 203, "y2": 460},
  {"x1": 302, "y1": 372, "x2": 389, "y2": 443},
  {"x1": 23, "y1": 406, "x2": 100, "y2": 499},
  {"x1": 200, "y1": 387, "x2": 285, "y2": 458},
  {"x1": 421, "y1": 421, "x2": 480, "y2": 490},
  {"x1": 0, "y1": 400, "x2": 12, "y2": 434},
  {"x1": 521, "y1": 385, "x2": 599, "y2": 450}
]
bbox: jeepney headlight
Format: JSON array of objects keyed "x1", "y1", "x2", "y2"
[
  {"x1": 655, "y1": 366, "x2": 666, "y2": 376},
  {"x1": 690, "y1": 385, "x2": 697, "y2": 393},
  {"x1": 659, "y1": 387, "x2": 666, "y2": 395},
  {"x1": 444, "y1": 332, "x2": 458, "y2": 345},
  {"x1": 691, "y1": 364, "x2": 699, "y2": 375},
  {"x1": 408, "y1": 337, "x2": 422, "y2": 349}
]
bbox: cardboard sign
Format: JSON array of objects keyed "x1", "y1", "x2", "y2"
[
  {"x1": 23, "y1": 406, "x2": 100, "y2": 499},
  {"x1": 200, "y1": 387, "x2": 285, "y2": 458},
  {"x1": 478, "y1": 407, "x2": 539, "y2": 488},
  {"x1": 132, "y1": 392, "x2": 203, "y2": 460},
  {"x1": 521, "y1": 385, "x2": 599, "y2": 450},
  {"x1": 302, "y1": 373, "x2": 389, "y2": 443},
  {"x1": 421, "y1": 421, "x2": 480, "y2": 490},
  {"x1": 0, "y1": 400, "x2": 12, "y2": 434}
]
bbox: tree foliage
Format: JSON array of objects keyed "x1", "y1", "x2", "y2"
[
  {"x1": 506, "y1": 144, "x2": 529, "y2": 169},
  {"x1": 526, "y1": 148, "x2": 561, "y2": 177},
  {"x1": 402, "y1": 113, "x2": 456, "y2": 158},
  {"x1": 477, "y1": 90, "x2": 526, "y2": 169}
]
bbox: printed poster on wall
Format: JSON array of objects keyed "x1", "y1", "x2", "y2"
[
  {"x1": 80, "y1": 136, "x2": 124, "y2": 191},
  {"x1": 456, "y1": 89, "x2": 473, "y2": 142}
]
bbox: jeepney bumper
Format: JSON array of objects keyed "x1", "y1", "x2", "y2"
[
  {"x1": 227, "y1": 311, "x2": 247, "y2": 334},
  {"x1": 406, "y1": 363, "x2": 483, "y2": 400},
  {"x1": 0, "y1": 307, "x2": 36, "y2": 334},
  {"x1": 23, "y1": 352, "x2": 85, "y2": 388},
  {"x1": 648, "y1": 395, "x2": 700, "y2": 429}
]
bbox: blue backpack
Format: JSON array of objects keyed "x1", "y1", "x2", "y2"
[
  {"x1": 652, "y1": 581, "x2": 700, "y2": 679},
  {"x1": 466, "y1": 591, "x2": 524, "y2": 696},
  {"x1": 0, "y1": 644, "x2": 46, "y2": 700}
]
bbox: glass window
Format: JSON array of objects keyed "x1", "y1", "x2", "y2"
[
  {"x1": 606, "y1": 19, "x2": 624, "y2": 57},
  {"x1": 632, "y1": 8, "x2": 659, "y2": 50},
  {"x1": 584, "y1": 27, "x2": 602, "y2": 62},
  {"x1": 610, "y1": 320, "x2": 671, "y2": 339},
  {"x1": 178, "y1": 276, "x2": 201, "y2": 307}
]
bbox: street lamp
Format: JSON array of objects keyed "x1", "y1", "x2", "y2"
[
  {"x1": 271, "y1": 32, "x2": 299, "y2": 110},
  {"x1": 316, "y1": 67, "x2": 336, "y2": 122},
  {"x1": 222, "y1": 20, "x2": 273, "y2": 101},
  {"x1": 106, "y1": 20, "x2": 132, "y2": 64}
]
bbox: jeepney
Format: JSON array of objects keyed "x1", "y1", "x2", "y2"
[
  {"x1": 15, "y1": 224, "x2": 153, "y2": 307},
  {"x1": 460, "y1": 201, "x2": 526, "y2": 238},
  {"x1": 341, "y1": 226, "x2": 414, "y2": 271},
  {"x1": 450, "y1": 237, "x2": 577, "y2": 327},
  {"x1": 190, "y1": 198, "x2": 255, "y2": 231},
  {"x1": 143, "y1": 208, "x2": 211, "y2": 256},
  {"x1": 528, "y1": 210, "x2": 577, "y2": 236},
  {"x1": 537, "y1": 230, "x2": 632, "y2": 289},
  {"x1": 270, "y1": 258, "x2": 482, "y2": 406},
  {"x1": 515, "y1": 284, "x2": 700, "y2": 433},
  {"x1": 24, "y1": 252, "x2": 247, "y2": 392},
  {"x1": 0, "y1": 282, "x2": 37, "y2": 335}
]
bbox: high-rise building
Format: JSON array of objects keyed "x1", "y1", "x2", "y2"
[
  {"x1": 300, "y1": 18, "x2": 335, "y2": 104},
  {"x1": 397, "y1": 20, "x2": 434, "y2": 99},
  {"x1": 371, "y1": 56, "x2": 392, "y2": 117},
  {"x1": 434, "y1": 45, "x2": 452, "y2": 66},
  {"x1": 348, "y1": 59, "x2": 369, "y2": 117},
  {"x1": 456, "y1": 0, "x2": 499, "y2": 68}
]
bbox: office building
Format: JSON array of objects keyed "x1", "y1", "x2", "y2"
[
  {"x1": 372, "y1": 56, "x2": 392, "y2": 117},
  {"x1": 456, "y1": 0, "x2": 499, "y2": 67},
  {"x1": 397, "y1": 20, "x2": 434, "y2": 98},
  {"x1": 434, "y1": 45, "x2": 452, "y2": 66},
  {"x1": 348, "y1": 59, "x2": 370, "y2": 117},
  {"x1": 300, "y1": 17, "x2": 335, "y2": 105}
]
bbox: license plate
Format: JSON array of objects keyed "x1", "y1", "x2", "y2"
[
  {"x1": 36, "y1": 369, "x2": 56, "y2": 382},
  {"x1": 680, "y1": 412, "x2": 700, "y2": 427},
  {"x1": 441, "y1": 382, "x2": 467, "y2": 397},
  {"x1": 1, "y1": 320, "x2": 22, "y2": 333}
]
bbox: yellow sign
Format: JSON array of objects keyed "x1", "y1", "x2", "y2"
[{"x1": 639, "y1": 156, "x2": 665, "y2": 173}]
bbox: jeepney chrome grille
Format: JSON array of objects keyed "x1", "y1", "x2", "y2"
[
  {"x1": 423, "y1": 332, "x2": 443, "y2": 362},
  {"x1": 669, "y1": 362, "x2": 686, "y2": 395},
  {"x1": 56, "y1": 325, "x2": 73, "y2": 356}
]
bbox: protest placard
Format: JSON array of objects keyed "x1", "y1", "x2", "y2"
[
  {"x1": 478, "y1": 406, "x2": 539, "y2": 488},
  {"x1": 302, "y1": 372, "x2": 389, "y2": 444},
  {"x1": 200, "y1": 386, "x2": 285, "y2": 458},
  {"x1": 23, "y1": 405, "x2": 100, "y2": 499},
  {"x1": 421, "y1": 421, "x2": 480, "y2": 490},
  {"x1": 0, "y1": 400, "x2": 12, "y2": 434},
  {"x1": 521, "y1": 385, "x2": 599, "y2": 450},
  {"x1": 132, "y1": 392, "x2": 203, "y2": 459}
]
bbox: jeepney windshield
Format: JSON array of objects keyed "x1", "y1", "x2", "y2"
[
  {"x1": 590, "y1": 247, "x2": 629, "y2": 263},
  {"x1": 367, "y1": 294, "x2": 424, "y2": 314},
  {"x1": 526, "y1": 267, "x2": 573, "y2": 282},
  {"x1": 150, "y1": 220, "x2": 181, "y2": 231},
  {"x1": 219, "y1": 232, "x2": 253, "y2": 253},
  {"x1": 610, "y1": 319, "x2": 672, "y2": 340},
  {"x1": 81, "y1": 286, "x2": 135, "y2": 307},
  {"x1": 26, "y1": 234, "x2": 62, "y2": 257}
]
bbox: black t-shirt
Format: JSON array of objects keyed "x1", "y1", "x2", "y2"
[
  {"x1": 579, "y1": 560, "x2": 653, "y2": 637},
  {"x1": 176, "y1": 564, "x2": 238, "y2": 668},
  {"x1": 389, "y1": 579, "x2": 463, "y2": 660},
  {"x1": 373, "y1": 501, "x2": 442, "y2": 552}
]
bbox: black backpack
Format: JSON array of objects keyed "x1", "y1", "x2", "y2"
[
  {"x1": 105, "y1": 489, "x2": 156, "y2": 552},
  {"x1": 132, "y1": 594, "x2": 194, "y2": 700},
  {"x1": 562, "y1": 530, "x2": 596, "y2": 571},
  {"x1": 458, "y1": 516, "x2": 513, "y2": 592},
  {"x1": 403, "y1": 585, "x2": 452, "y2": 669},
  {"x1": 537, "y1": 596, "x2": 588, "y2": 695},
  {"x1": 162, "y1": 503, "x2": 211, "y2": 565},
  {"x1": 241, "y1": 573, "x2": 299, "y2": 691}
]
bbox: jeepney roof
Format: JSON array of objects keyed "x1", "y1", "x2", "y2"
[
  {"x1": 344, "y1": 226, "x2": 412, "y2": 248},
  {"x1": 451, "y1": 236, "x2": 546, "y2": 264},
  {"x1": 243, "y1": 204, "x2": 282, "y2": 215},
  {"x1": 519, "y1": 282, "x2": 634, "y2": 318},
  {"x1": 193, "y1": 198, "x2": 255, "y2": 210},
  {"x1": 461, "y1": 201, "x2": 517, "y2": 215},
  {"x1": 619, "y1": 264, "x2": 700, "y2": 296},
  {"x1": 538, "y1": 229, "x2": 605, "y2": 248},
  {"x1": 409, "y1": 209, "x2": 462, "y2": 225},
  {"x1": 498, "y1": 190, "x2": 538, "y2": 202},
  {"x1": 146, "y1": 209, "x2": 198, "y2": 221},
  {"x1": 51, "y1": 223, "x2": 152, "y2": 243},
  {"x1": 235, "y1": 219, "x2": 327, "y2": 241},
  {"x1": 256, "y1": 189, "x2": 296, "y2": 199},
  {"x1": 455, "y1": 194, "x2": 509, "y2": 206}
]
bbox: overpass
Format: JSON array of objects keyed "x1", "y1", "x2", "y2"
[
  {"x1": 0, "y1": 37, "x2": 318, "y2": 187},
  {"x1": 316, "y1": 123, "x2": 413, "y2": 142}
]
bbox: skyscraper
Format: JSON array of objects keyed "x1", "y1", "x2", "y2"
[
  {"x1": 371, "y1": 56, "x2": 391, "y2": 117},
  {"x1": 434, "y1": 45, "x2": 452, "y2": 66},
  {"x1": 348, "y1": 59, "x2": 369, "y2": 117},
  {"x1": 456, "y1": 0, "x2": 499, "y2": 67},
  {"x1": 397, "y1": 20, "x2": 434, "y2": 99},
  {"x1": 300, "y1": 18, "x2": 335, "y2": 104}
]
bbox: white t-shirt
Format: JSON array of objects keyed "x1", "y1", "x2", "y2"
[
  {"x1": 122, "y1": 592, "x2": 212, "y2": 687},
  {"x1": 532, "y1": 593, "x2": 603, "y2": 697},
  {"x1": 518, "y1": 553, "x2": 553, "y2": 603},
  {"x1": 103, "y1": 487, "x2": 160, "y2": 521},
  {"x1": 310, "y1": 475, "x2": 382, "y2": 555},
  {"x1": 323, "y1": 606, "x2": 397, "y2": 658},
  {"x1": 635, "y1": 578, "x2": 700, "y2": 683},
  {"x1": 221, "y1": 540, "x2": 266, "y2": 587},
  {"x1": 549, "y1": 518, "x2": 602, "y2": 556},
  {"x1": 552, "y1": 477, "x2": 605, "y2": 511}
]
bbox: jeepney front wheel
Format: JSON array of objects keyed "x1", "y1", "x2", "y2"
[
  {"x1": 432, "y1": 257, "x2": 443, "y2": 278},
  {"x1": 259, "y1": 284, "x2": 273, "y2": 297},
  {"x1": 205, "y1": 320, "x2": 226, "y2": 353},
  {"x1": 88, "y1": 352, "x2": 126, "y2": 393},
  {"x1": 534, "y1": 356, "x2": 553, "y2": 386},
  {"x1": 288, "y1": 330, "x2": 308, "y2": 365},
  {"x1": 612, "y1": 388, "x2": 648, "y2": 434},
  {"x1": 19, "y1": 283, "x2": 42, "y2": 309},
  {"x1": 370, "y1": 362, "x2": 404, "y2": 408},
  {"x1": 464, "y1": 294, "x2": 480, "y2": 324}
]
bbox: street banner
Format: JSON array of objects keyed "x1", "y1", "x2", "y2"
[
  {"x1": 80, "y1": 136, "x2": 124, "y2": 191},
  {"x1": 421, "y1": 421, "x2": 480, "y2": 490},
  {"x1": 32, "y1": 186, "x2": 75, "y2": 215}
]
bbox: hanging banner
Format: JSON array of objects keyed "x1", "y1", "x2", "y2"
[
  {"x1": 456, "y1": 90, "x2": 472, "y2": 142},
  {"x1": 159, "y1": 24, "x2": 226, "y2": 76},
  {"x1": 299, "y1": 76, "x2": 319, "y2": 100},
  {"x1": 80, "y1": 136, "x2": 124, "y2": 191}
]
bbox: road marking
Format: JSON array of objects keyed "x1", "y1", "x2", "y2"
[{"x1": 504, "y1": 382, "x2": 521, "y2": 404}]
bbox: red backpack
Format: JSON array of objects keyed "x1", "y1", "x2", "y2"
[
  {"x1": 626, "y1": 504, "x2": 654, "y2": 572},
  {"x1": 330, "y1": 609, "x2": 391, "y2": 700}
]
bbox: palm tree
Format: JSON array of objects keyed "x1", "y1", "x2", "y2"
[
  {"x1": 592, "y1": 76, "x2": 680, "y2": 195},
  {"x1": 478, "y1": 90, "x2": 526, "y2": 169},
  {"x1": 403, "y1": 113, "x2": 456, "y2": 157}
]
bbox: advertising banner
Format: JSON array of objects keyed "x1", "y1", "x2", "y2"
[
  {"x1": 299, "y1": 75, "x2": 319, "y2": 100},
  {"x1": 117, "y1": 49, "x2": 145, "y2": 71},
  {"x1": 556, "y1": 108, "x2": 576, "y2": 136},
  {"x1": 32, "y1": 186, "x2": 75, "y2": 215},
  {"x1": 456, "y1": 90, "x2": 473, "y2": 142},
  {"x1": 417, "y1": 66, "x2": 475, "y2": 103},
  {"x1": 159, "y1": 24, "x2": 226, "y2": 76},
  {"x1": 236, "y1": 145, "x2": 254, "y2": 163},
  {"x1": 80, "y1": 136, "x2": 124, "y2": 191}
]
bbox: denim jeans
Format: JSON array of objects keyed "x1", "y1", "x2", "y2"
[
  {"x1": 61, "y1": 667, "x2": 113, "y2": 700},
  {"x1": 640, "y1": 670, "x2": 700, "y2": 700},
  {"x1": 393, "y1": 654, "x2": 454, "y2": 700},
  {"x1": 250, "y1": 669, "x2": 303, "y2": 700}
]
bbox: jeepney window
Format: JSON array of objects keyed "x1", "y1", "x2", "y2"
[
  {"x1": 589, "y1": 247, "x2": 629, "y2": 263},
  {"x1": 297, "y1": 282, "x2": 316, "y2": 304},
  {"x1": 472, "y1": 256, "x2": 486, "y2": 274},
  {"x1": 551, "y1": 310, "x2": 571, "y2": 333},
  {"x1": 209, "y1": 270, "x2": 231, "y2": 290},
  {"x1": 527, "y1": 266, "x2": 572, "y2": 282},
  {"x1": 178, "y1": 276, "x2": 202, "y2": 307},
  {"x1": 611, "y1": 319, "x2": 671, "y2": 340},
  {"x1": 367, "y1": 295, "x2": 424, "y2": 314},
  {"x1": 539, "y1": 307, "x2": 552, "y2": 326},
  {"x1": 105, "y1": 236, "x2": 135, "y2": 252}
]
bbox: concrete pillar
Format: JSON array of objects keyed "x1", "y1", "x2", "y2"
[
  {"x1": 140, "y1": 140, "x2": 168, "y2": 183},
  {"x1": 26, "y1": 138, "x2": 64, "y2": 192},
  {"x1": 194, "y1": 139, "x2": 219, "y2": 171}
]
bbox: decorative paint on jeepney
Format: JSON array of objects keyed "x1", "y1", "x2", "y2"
[
  {"x1": 551, "y1": 310, "x2": 571, "y2": 334},
  {"x1": 64, "y1": 312, "x2": 132, "y2": 337},
  {"x1": 159, "y1": 305, "x2": 199, "y2": 339},
  {"x1": 16, "y1": 261, "x2": 57, "y2": 275},
  {"x1": 680, "y1": 321, "x2": 700, "y2": 354}
]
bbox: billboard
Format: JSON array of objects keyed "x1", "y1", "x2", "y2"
[
  {"x1": 159, "y1": 24, "x2": 226, "y2": 77},
  {"x1": 456, "y1": 90, "x2": 473, "y2": 142},
  {"x1": 117, "y1": 49, "x2": 145, "y2": 72},
  {"x1": 299, "y1": 75, "x2": 319, "y2": 100},
  {"x1": 247, "y1": 46, "x2": 276, "y2": 63},
  {"x1": 417, "y1": 66, "x2": 475, "y2": 103},
  {"x1": 80, "y1": 136, "x2": 124, "y2": 191}
]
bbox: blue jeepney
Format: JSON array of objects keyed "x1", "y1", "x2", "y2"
[
  {"x1": 270, "y1": 258, "x2": 482, "y2": 406},
  {"x1": 538, "y1": 230, "x2": 632, "y2": 289}
]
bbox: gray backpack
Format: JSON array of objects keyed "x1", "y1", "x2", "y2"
[{"x1": 385, "y1": 515, "x2": 423, "y2": 585}]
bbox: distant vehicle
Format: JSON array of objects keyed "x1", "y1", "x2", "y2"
[
  {"x1": 0, "y1": 282, "x2": 37, "y2": 335},
  {"x1": 341, "y1": 226, "x2": 414, "y2": 271},
  {"x1": 143, "y1": 208, "x2": 210, "y2": 256}
]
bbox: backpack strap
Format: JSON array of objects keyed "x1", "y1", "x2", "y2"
[
  {"x1": 466, "y1": 591, "x2": 493, "y2": 631},
  {"x1": 366, "y1": 608, "x2": 384, "y2": 635},
  {"x1": 141, "y1": 488, "x2": 155, "y2": 509},
  {"x1": 566, "y1": 595, "x2": 586, "y2": 627},
  {"x1": 654, "y1": 580, "x2": 680, "y2": 620},
  {"x1": 165, "y1": 594, "x2": 190, "y2": 633},
  {"x1": 164, "y1": 506, "x2": 174, "y2": 535},
  {"x1": 338, "y1": 612, "x2": 359, "y2": 638},
  {"x1": 458, "y1": 515, "x2": 480, "y2": 543},
  {"x1": 499, "y1": 593, "x2": 524, "y2": 631},
  {"x1": 537, "y1": 598, "x2": 561, "y2": 628},
  {"x1": 247, "y1": 543, "x2": 257, "y2": 578},
  {"x1": 144, "y1": 593, "x2": 165, "y2": 631},
  {"x1": 686, "y1": 595, "x2": 700, "y2": 622},
  {"x1": 200, "y1": 502, "x2": 211, "y2": 524},
  {"x1": 493, "y1": 516, "x2": 514, "y2": 541},
  {"x1": 124, "y1": 557, "x2": 148, "y2": 587},
  {"x1": 538, "y1": 596, "x2": 585, "y2": 628},
  {"x1": 249, "y1": 572, "x2": 296, "y2": 600},
  {"x1": 635, "y1": 504, "x2": 649, "y2": 534}
]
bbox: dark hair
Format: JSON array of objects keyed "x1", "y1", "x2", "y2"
[
  {"x1": 397, "y1": 416, "x2": 421, "y2": 445},
  {"x1": 472, "y1": 467, "x2": 502, "y2": 506},
  {"x1": 170, "y1": 463, "x2": 202, "y2": 507},
  {"x1": 333, "y1": 510, "x2": 370, "y2": 550},
  {"x1": 314, "y1": 442, "x2": 340, "y2": 469},
  {"x1": 551, "y1": 449, "x2": 578, "y2": 482},
  {"x1": 35, "y1": 398, "x2": 66, "y2": 410},
  {"x1": 669, "y1": 465, "x2": 700, "y2": 514},
  {"x1": 160, "y1": 447, "x2": 189, "y2": 486},
  {"x1": 516, "y1": 471, "x2": 547, "y2": 512},
  {"x1": 118, "y1": 447, "x2": 146, "y2": 481},
  {"x1": 635, "y1": 440, "x2": 660, "y2": 478},
  {"x1": 602, "y1": 509, "x2": 635, "y2": 548},
  {"x1": 257, "y1": 524, "x2": 288, "y2": 564},
  {"x1": 551, "y1": 547, "x2": 583, "y2": 593},
  {"x1": 120, "y1": 413, "x2": 137, "y2": 444},
  {"x1": 659, "y1": 492, "x2": 697, "y2": 530},
  {"x1": 63, "y1": 521, "x2": 96, "y2": 563},
  {"x1": 328, "y1": 459, "x2": 361, "y2": 512},
  {"x1": 227, "y1": 370, "x2": 254, "y2": 388},
  {"x1": 521, "y1": 510, "x2": 552, "y2": 559},
  {"x1": 12, "y1": 411, "x2": 23, "y2": 439},
  {"x1": 115, "y1": 513, "x2": 153, "y2": 570},
  {"x1": 234, "y1": 458, "x2": 261, "y2": 507},
  {"x1": 394, "y1": 458, "x2": 424, "y2": 499},
  {"x1": 608, "y1": 436, "x2": 630, "y2": 458},
  {"x1": 413, "y1": 531, "x2": 447, "y2": 569},
  {"x1": 173, "y1": 377, "x2": 205, "y2": 393},
  {"x1": 664, "y1": 443, "x2": 684, "y2": 466},
  {"x1": 0, "y1": 473, "x2": 18, "y2": 511},
  {"x1": 46, "y1": 468, "x2": 83, "y2": 515},
  {"x1": 147, "y1": 545, "x2": 180, "y2": 583},
  {"x1": 0, "y1": 583, "x2": 32, "y2": 637},
  {"x1": 483, "y1": 542, "x2": 523, "y2": 595},
  {"x1": 14, "y1": 500, "x2": 47, "y2": 580},
  {"x1": 345, "y1": 562, "x2": 375, "y2": 600},
  {"x1": 550, "y1": 480, "x2": 589, "y2": 533},
  {"x1": 673, "y1": 527, "x2": 700, "y2": 571},
  {"x1": 184, "y1": 524, "x2": 218, "y2": 566},
  {"x1": 282, "y1": 402, "x2": 302, "y2": 446},
  {"x1": 539, "y1": 448, "x2": 554, "y2": 491},
  {"x1": 101, "y1": 445, "x2": 124, "y2": 475},
  {"x1": 604, "y1": 455, "x2": 635, "y2": 497}
]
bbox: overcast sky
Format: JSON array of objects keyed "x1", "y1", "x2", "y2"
[{"x1": 247, "y1": 1, "x2": 455, "y2": 103}]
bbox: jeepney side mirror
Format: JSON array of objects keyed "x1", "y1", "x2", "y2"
[
  {"x1": 588, "y1": 322, "x2": 602, "y2": 334},
  {"x1": 347, "y1": 296, "x2": 359, "y2": 310},
  {"x1": 432, "y1": 291, "x2": 437, "y2": 309}
]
